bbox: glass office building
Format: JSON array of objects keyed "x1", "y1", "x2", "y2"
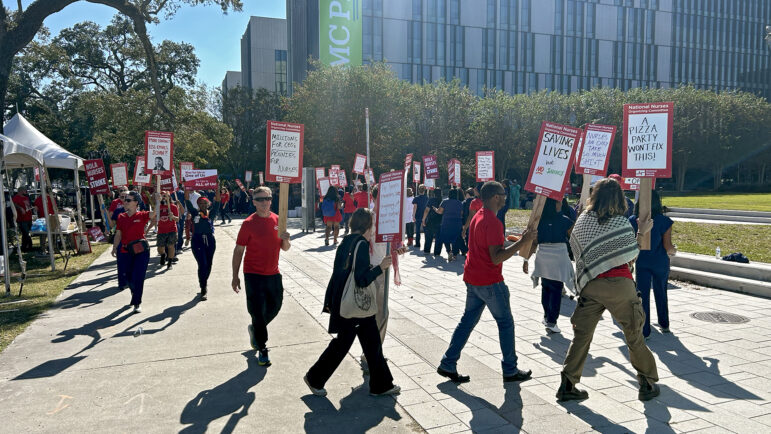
[{"x1": 289, "y1": 0, "x2": 771, "y2": 99}]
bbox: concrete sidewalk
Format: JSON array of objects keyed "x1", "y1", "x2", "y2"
[
  {"x1": 0, "y1": 219, "x2": 419, "y2": 433},
  {"x1": 2, "y1": 217, "x2": 771, "y2": 433}
]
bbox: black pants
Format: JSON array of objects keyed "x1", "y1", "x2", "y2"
[
  {"x1": 19, "y1": 221, "x2": 33, "y2": 251},
  {"x1": 406, "y1": 222, "x2": 415, "y2": 239},
  {"x1": 415, "y1": 222, "x2": 423, "y2": 247},
  {"x1": 423, "y1": 225, "x2": 440, "y2": 254},
  {"x1": 306, "y1": 315, "x2": 395, "y2": 394},
  {"x1": 244, "y1": 273, "x2": 284, "y2": 349},
  {"x1": 192, "y1": 234, "x2": 216, "y2": 290},
  {"x1": 220, "y1": 204, "x2": 231, "y2": 223}
]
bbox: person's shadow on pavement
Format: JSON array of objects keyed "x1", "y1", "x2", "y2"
[
  {"x1": 640, "y1": 332, "x2": 761, "y2": 401},
  {"x1": 179, "y1": 352, "x2": 266, "y2": 434},
  {"x1": 114, "y1": 296, "x2": 200, "y2": 337},
  {"x1": 14, "y1": 306, "x2": 134, "y2": 380},
  {"x1": 301, "y1": 382, "x2": 402, "y2": 434},
  {"x1": 436, "y1": 381, "x2": 524, "y2": 430}
]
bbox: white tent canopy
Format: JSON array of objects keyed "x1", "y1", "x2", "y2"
[
  {"x1": 1, "y1": 133, "x2": 45, "y2": 168},
  {"x1": 3, "y1": 113, "x2": 84, "y2": 170}
]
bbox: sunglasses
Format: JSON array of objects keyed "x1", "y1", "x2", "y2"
[
  {"x1": 253, "y1": 197, "x2": 272, "y2": 202},
  {"x1": 123, "y1": 198, "x2": 136, "y2": 203}
]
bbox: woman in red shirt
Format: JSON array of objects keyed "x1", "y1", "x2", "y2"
[
  {"x1": 112, "y1": 190, "x2": 157, "y2": 313},
  {"x1": 341, "y1": 186, "x2": 356, "y2": 235},
  {"x1": 557, "y1": 178, "x2": 659, "y2": 402},
  {"x1": 219, "y1": 187, "x2": 232, "y2": 224},
  {"x1": 156, "y1": 191, "x2": 180, "y2": 270}
]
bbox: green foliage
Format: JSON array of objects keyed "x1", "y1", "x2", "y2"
[
  {"x1": 219, "y1": 86, "x2": 284, "y2": 177},
  {"x1": 6, "y1": 15, "x2": 231, "y2": 171},
  {"x1": 285, "y1": 63, "x2": 771, "y2": 190}
]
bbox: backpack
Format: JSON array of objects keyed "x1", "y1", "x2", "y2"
[{"x1": 321, "y1": 199, "x2": 336, "y2": 217}]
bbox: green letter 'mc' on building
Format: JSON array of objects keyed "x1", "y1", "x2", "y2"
[{"x1": 319, "y1": 0, "x2": 362, "y2": 66}]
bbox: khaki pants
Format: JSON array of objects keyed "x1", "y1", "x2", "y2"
[{"x1": 562, "y1": 277, "x2": 658, "y2": 385}]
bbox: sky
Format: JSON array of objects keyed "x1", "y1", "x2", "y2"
[{"x1": 19, "y1": 0, "x2": 286, "y2": 88}]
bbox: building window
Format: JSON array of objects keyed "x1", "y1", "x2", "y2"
[
  {"x1": 275, "y1": 50, "x2": 287, "y2": 95},
  {"x1": 427, "y1": 23, "x2": 437, "y2": 64},
  {"x1": 455, "y1": 26, "x2": 464, "y2": 67},
  {"x1": 363, "y1": 16, "x2": 373, "y2": 60},
  {"x1": 450, "y1": 0, "x2": 460, "y2": 24},
  {"x1": 487, "y1": 0, "x2": 496, "y2": 27},
  {"x1": 438, "y1": 24, "x2": 446, "y2": 65},
  {"x1": 413, "y1": 0, "x2": 422, "y2": 20},
  {"x1": 555, "y1": 0, "x2": 564, "y2": 34},
  {"x1": 521, "y1": 0, "x2": 530, "y2": 32}
]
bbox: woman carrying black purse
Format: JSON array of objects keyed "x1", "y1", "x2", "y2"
[
  {"x1": 304, "y1": 208, "x2": 400, "y2": 397},
  {"x1": 112, "y1": 190, "x2": 156, "y2": 314}
]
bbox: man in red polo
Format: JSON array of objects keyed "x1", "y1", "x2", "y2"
[{"x1": 438, "y1": 181, "x2": 536, "y2": 384}]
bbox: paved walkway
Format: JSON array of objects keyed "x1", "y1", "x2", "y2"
[{"x1": 2, "y1": 217, "x2": 771, "y2": 433}]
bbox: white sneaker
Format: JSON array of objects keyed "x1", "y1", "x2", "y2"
[
  {"x1": 545, "y1": 323, "x2": 561, "y2": 334},
  {"x1": 133, "y1": 305, "x2": 142, "y2": 314},
  {"x1": 304, "y1": 375, "x2": 327, "y2": 397}
]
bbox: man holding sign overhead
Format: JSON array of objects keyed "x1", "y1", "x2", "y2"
[{"x1": 438, "y1": 182, "x2": 536, "y2": 384}]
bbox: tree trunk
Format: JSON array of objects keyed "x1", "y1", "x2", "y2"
[
  {"x1": 676, "y1": 159, "x2": 688, "y2": 192},
  {"x1": 760, "y1": 163, "x2": 766, "y2": 186},
  {"x1": 713, "y1": 165, "x2": 723, "y2": 190}
]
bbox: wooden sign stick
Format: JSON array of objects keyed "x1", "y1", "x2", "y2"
[
  {"x1": 97, "y1": 195, "x2": 110, "y2": 232},
  {"x1": 518, "y1": 194, "x2": 547, "y2": 255},
  {"x1": 278, "y1": 182, "x2": 289, "y2": 235},
  {"x1": 155, "y1": 175, "x2": 161, "y2": 225},
  {"x1": 579, "y1": 174, "x2": 592, "y2": 209},
  {"x1": 637, "y1": 178, "x2": 652, "y2": 250}
]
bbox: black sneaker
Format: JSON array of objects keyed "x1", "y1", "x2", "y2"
[
  {"x1": 638, "y1": 375, "x2": 660, "y2": 401},
  {"x1": 503, "y1": 369, "x2": 532, "y2": 382},
  {"x1": 171, "y1": 257, "x2": 179, "y2": 263},
  {"x1": 200, "y1": 287, "x2": 207, "y2": 301},
  {"x1": 436, "y1": 367, "x2": 470, "y2": 383},
  {"x1": 556, "y1": 374, "x2": 589, "y2": 401},
  {"x1": 166, "y1": 261, "x2": 172, "y2": 270},
  {"x1": 159, "y1": 254, "x2": 166, "y2": 266},
  {"x1": 258, "y1": 348, "x2": 271, "y2": 366}
]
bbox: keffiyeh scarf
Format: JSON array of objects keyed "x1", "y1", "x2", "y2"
[{"x1": 570, "y1": 212, "x2": 639, "y2": 293}]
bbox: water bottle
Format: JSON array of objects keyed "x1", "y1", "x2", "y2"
[{"x1": 715, "y1": 247, "x2": 721, "y2": 259}]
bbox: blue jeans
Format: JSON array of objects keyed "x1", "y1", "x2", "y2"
[
  {"x1": 117, "y1": 249, "x2": 150, "y2": 307},
  {"x1": 541, "y1": 278, "x2": 563, "y2": 325},
  {"x1": 636, "y1": 266, "x2": 670, "y2": 337},
  {"x1": 176, "y1": 214, "x2": 185, "y2": 250},
  {"x1": 116, "y1": 249, "x2": 128, "y2": 289},
  {"x1": 192, "y1": 234, "x2": 216, "y2": 290},
  {"x1": 440, "y1": 281, "x2": 518, "y2": 376}
]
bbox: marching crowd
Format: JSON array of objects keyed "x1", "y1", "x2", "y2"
[{"x1": 89, "y1": 172, "x2": 673, "y2": 402}]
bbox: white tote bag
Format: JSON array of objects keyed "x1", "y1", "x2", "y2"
[{"x1": 339, "y1": 240, "x2": 378, "y2": 319}]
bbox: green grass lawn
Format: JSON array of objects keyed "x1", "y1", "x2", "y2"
[
  {"x1": 505, "y1": 209, "x2": 771, "y2": 264},
  {"x1": 0, "y1": 242, "x2": 111, "y2": 353},
  {"x1": 661, "y1": 193, "x2": 771, "y2": 212}
]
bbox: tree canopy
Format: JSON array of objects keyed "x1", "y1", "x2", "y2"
[{"x1": 285, "y1": 63, "x2": 771, "y2": 190}]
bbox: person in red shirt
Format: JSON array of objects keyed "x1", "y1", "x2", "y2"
[
  {"x1": 33, "y1": 194, "x2": 57, "y2": 218},
  {"x1": 557, "y1": 178, "x2": 659, "y2": 402},
  {"x1": 156, "y1": 191, "x2": 180, "y2": 270},
  {"x1": 219, "y1": 187, "x2": 232, "y2": 224},
  {"x1": 341, "y1": 186, "x2": 356, "y2": 234},
  {"x1": 112, "y1": 190, "x2": 157, "y2": 313},
  {"x1": 109, "y1": 187, "x2": 128, "y2": 213},
  {"x1": 12, "y1": 187, "x2": 34, "y2": 251},
  {"x1": 232, "y1": 186, "x2": 291, "y2": 366},
  {"x1": 353, "y1": 184, "x2": 369, "y2": 210},
  {"x1": 438, "y1": 181, "x2": 536, "y2": 384}
]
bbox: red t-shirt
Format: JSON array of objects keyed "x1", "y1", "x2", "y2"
[
  {"x1": 597, "y1": 264, "x2": 634, "y2": 280},
  {"x1": 221, "y1": 192, "x2": 230, "y2": 204},
  {"x1": 12, "y1": 194, "x2": 33, "y2": 222},
  {"x1": 117, "y1": 211, "x2": 151, "y2": 249},
  {"x1": 236, "y1": 212, "x2": 282, "y2": 275},
  {"x1": 343, "y1": 192, "x2": 356, "y2": 213},
  {"x1": 469, "y1": 198, "x2": 483, "y2": 213},
  {"x1": 353, "y1": 191, "x2": 369, "y2": 209},
  {"x1": 109, "y1": 198, "x2": 123, "y2": 213},
  {"x1": 463, "y1": 208, "x2": 505, "y2": 286},
  {"x1": 157, "y1": 204, "x2": 179, "y2": 234},
  {"x1": 34, "y1": 196, "x2": 56, "y2": 217}
]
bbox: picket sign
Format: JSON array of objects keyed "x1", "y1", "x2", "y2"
[
  {"x1": 575, "y1": 124, "x2": 617, "y2": 208},
  {"x1": 622, "y1": 102, "x2": 673, "y2": 250},
  {"x1": 520, "y1": 121, "x2": 582, "y2": 255},
  {"x1": 266, "y1": 120, "x2": 304, "y2": 234}
]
